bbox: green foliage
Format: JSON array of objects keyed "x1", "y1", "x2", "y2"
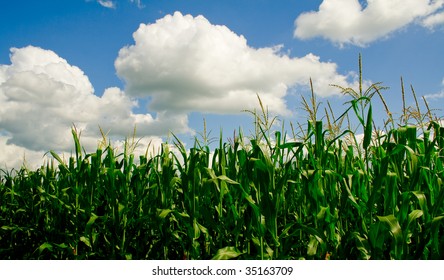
[{"x1": 1, "y1": 58, "x2": 444, "y2": 259}]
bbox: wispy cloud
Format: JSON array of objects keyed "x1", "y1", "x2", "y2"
[
  {"x1": 422, "y1": 10, "x2": 444, "y2": 29},
  {"x1": 424, "y1": 78, "x2": 444, "y2": 99},
  {"x1": 91, "y1": 0, "x2": 144, "y2": 9},
  {"x1": 294, "y1": 0, "x2": 444, "y2": 47},
  {"x1": 97, "y1": 0, "x2": 116, "y2": 9},
  {"x1": 129, "y1": 0, "x2": 144, "y2": 9}
]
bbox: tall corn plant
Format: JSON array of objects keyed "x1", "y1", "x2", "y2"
[{"x1": 1, "y1": 56, "x2": 444, "y2": 259}]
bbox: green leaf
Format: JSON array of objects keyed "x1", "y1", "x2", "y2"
[
  {"x1": 80, "y1": 236, "x2": 92, "y2": 248},
  {"x1": 216, "y1": 175, "x2": 239, "y2": 185},
  {"x1": 54, "y1": 243, "x2": 69, "y2": 249},
  {"x1": 49, "y1": 150, "x2": 65, "y2": 165},
  {"x1": 118, "y1": 203, "x2": 125, "y2": 214},
  {"x1": 38, "y1": 242, "x2": 53, "y2": 253},
  {"x1": 351, "y1": 232, "x2": 371, "y2": 260},
  {"x1": 1, "y1": 225, "x2": 16, "y2": 231},
  {"x1": 316, "y1": 206, "x2": 328, "y2": 220},
  {"x1": 158, "y1": 209, "x2": 174, "y2": 219},
  {"x1": 377, "y1": 215, "x2": 403, "y2": 257},
  {"x1": 193, "y1": 219, "x2": 200, "y2": 240},
  {"x1": 307, "y1": 235, "x2": 320, "y2": 256},
  {"x1": 407, "y1": 209, "x2": 423, "y2": 228},
  {"x1": 251, "y1": 158, "x2": 268, "y2": 172},
  {"x1": 411, "y1": 191, "x2": 428, "y2": 213},
  {"x1": 86, "y1": 214, "x2": 99, "y2": 227},
  {"x1": 157, "y1": 209, "x2": 189, "y2": 219},
  {"x1": 363, "y1": 103, "x2": 372, "y2": 150},
  {"x1": 211, "y1": 246, "x2": 243, "y2": 260},
  {"x1": 377, "y1": 215, "x2": 402, "y2": 242}
]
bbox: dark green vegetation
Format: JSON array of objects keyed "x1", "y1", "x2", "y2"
[{"x1": 1, "y1": 60, "x2": 444, "y2": 259}]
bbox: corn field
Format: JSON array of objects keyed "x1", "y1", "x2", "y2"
[{"x1": 1, "y1": 60, "x2": 444, "y2": 260}]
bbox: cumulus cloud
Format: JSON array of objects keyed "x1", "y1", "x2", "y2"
[
  {"x1": 0, "y1": 13, "x2": 362, "y2": 169},
  {"x1": 424, "y1": 78, "x2": 444, "y2": 99},
  {"x1": 0, "y1": 46, "x2": 189, "y2": 168},
  {"x1": 0, "y1": 135, "x2": 50, "y2": 170},
  {"x1": 294, "y1": 0, "x2": 444, "y2": 46},
  {"x1": 115, "y1": 12, "x2": 357, "y2": 117}
]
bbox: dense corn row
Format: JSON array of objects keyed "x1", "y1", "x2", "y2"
[
  {"x1": 1, "y1": 116, "x2": 443, "y2": 259},
  {"x1": 1, "y1": 61, "x2": 444, "y2": 259}
]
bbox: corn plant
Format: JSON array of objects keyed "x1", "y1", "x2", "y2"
[{"x1": 1, "y1": 57, "x2": 444, "y2": 259}]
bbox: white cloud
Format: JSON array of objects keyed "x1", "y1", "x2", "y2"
[
  {"x1": 93, "y1": 0, "x2": 116, "y2": 9},
  {"x1": 294, "y1": 0, "x2": 444, "y2": 46},
  {"x1": 0, "y1": 133, "x2": 168, "y2": 171},
  {"x1": 424, "y1": 78, "x2": 444, "y2": 99},
  {"x1": 0, "y1": 135, "x2": 49, "y2": 171},
  {"x1": 0, "y1": 46, "x2": 190, "y2": 169},
  {"x1": 422, "y1": 11, "x2": 444, "y2": 28},
  {"x1": 115, "y1": 12, "x2": 356, "y2": 118},
  {"x1": 424, "y1": 92, "x2": 444, "y2": 99},
  {"x1": 129, "y1": 0, "x2": 144, "y2": 9},
  {"x1": 90, "y1": 0, "x2": 143, "y2": 9},
  {"x1": 0, "y1": 13, "x2": 363, "y2": 169},
  {"x1": 97, "y1": 0, "x2": 116, "y2": 9}
]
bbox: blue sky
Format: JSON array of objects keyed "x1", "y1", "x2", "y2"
[{"x1": 1, "y1": 0, "x2": 444, "y2": 169}]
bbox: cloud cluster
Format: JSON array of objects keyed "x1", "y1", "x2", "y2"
[
  {"x1": 1, "y1": 12, "x2": 359, "y2": 169},
  {"x1": 294, "y1": 0, "x2": 444, "y2": 46},
  {"x1": 0, "y1": 46, "x2": 185, "y2": 169},
  {"x1": 116, "y1": 12, "x2": 356, "y2": 117}
]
